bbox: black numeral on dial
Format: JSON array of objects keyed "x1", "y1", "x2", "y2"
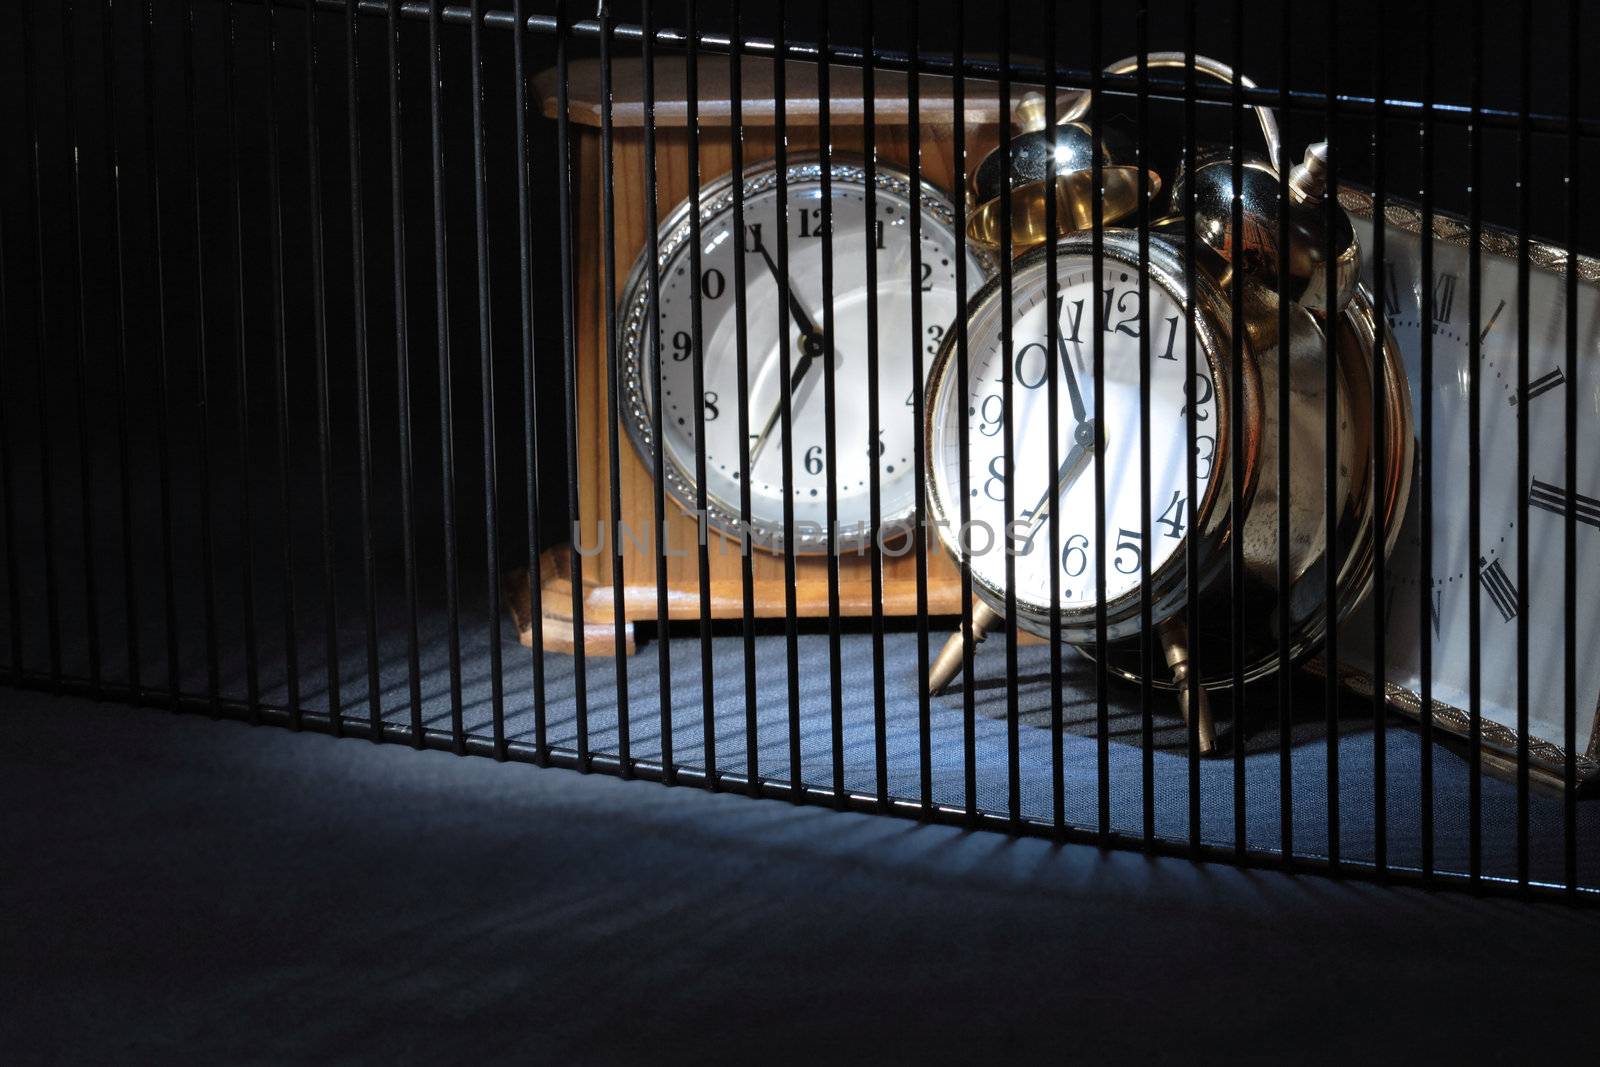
[
  {"x1": 1479, "y1": 556, "x2": 1519, "y2": 622},
  {"x1": 1156, "y1": 491, "x2": 1186, "y2": 539},
  {"x1": 1509, "y1": 366, "x2": 1565, "y2": 407},
  {"x1": 1529, "y1": 478, "x2": 1600, "y2": 530}
]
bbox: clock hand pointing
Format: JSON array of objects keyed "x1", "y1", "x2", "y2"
[
  {"x1": 747, "y1": 332, "x2": 828, "y2": 466},
  {"x1": 753, "y1": 237, "x2": 824, "y2": 341},
  {"x1": 745, "y1": 230, "x2": 843, "y2": 469},
  {"x1": 1058, "y1": 337, "x2": 1089, "y2": 426},
  {"x1": 928, "y1": 420, "x2": 1100, "y2": 695},
  {"x1": 1016, "y1": 420, "x2": 1098, "y2": 553}
]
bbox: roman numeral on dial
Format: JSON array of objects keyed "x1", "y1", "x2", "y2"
[
  {"x1": 1509, "y1": 366, "x2": 1565, "y2": 406},
  {"x1": 1529, "y1": 478, "x2": 1600, "y2": 530},
  {"x1": 1478, "y1": 556, "x2": 1519, "y2": 622},
  {"x1": 1428, "y1": 272, "x2": 1457, "y2": 324}
]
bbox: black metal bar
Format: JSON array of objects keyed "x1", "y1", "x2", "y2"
[
  {"x1": 184, "y1": 0, "x2": 222, "y2": 714},
  {"x1": 906, "y1": 0, "x2": 933, "y2": 817},
  {"x1": 640, "y1": 0, "x2": 673, "y2": 784},
  {"x1": 224, "y1": 0, "x2": 260, "y2": 717},
  {"x1": 0, "y1": 151, "x2": 18, "y2": 678},
  {"x1": 1090, "y1": 0, "x2": 1109, "y2": 843},
  {"x1": 1182, "y1": 2, "x2": 1201, "y2": 850},
  {"x1": 952, "y1": 0, "x2": 975, "y2": 824},
  {"x1": 1229, "y1": 0, "x2": 1247, "y2": 856},
  {"x1": 264, "y1": 0, "x2": 302, "y2": 727},
  {"x1": 996, "y1": 0, "x2": 1018, "y2": 827},
  {"x1": 774, "y1": 0, "x2": 802, "y2": 802},
  {"x1": 1136, "y1": 0, "x2": 1154, "y2": 848},
  {"x1": 349, "y1": 0, "x2": 384, "y2": 738},
  {"x1": 684, "y1": 0, "x2": 716, "y2": 788},
  {"x1": 862, "y1": 0, "x2": 888, "y2": 813},
  {"x1": 1513, "y1": 0, "x2": 1532, "y2": 889},
  {"x1": 389, "y1": 0, "x2": 425, "y2": 744},
  {"x1": 304, "y1": 0, "x2": 342, "y2": 732},
  {"x1": 1466, "y1": 0, "x2": 1483, "y2": 887},
  {"x1": 468, "y1": 0, "x2": 506, "y2": 758},
  {"x1": 1417, "y1": 0, "x2": 1436, "y2": 883},
  {"x1": 430, "y1": 0, "x2": 465, "y2": 752},
  {"x1": 727, "y1": 0, "x2": 757, "y2": 796},
  {"x1": 817, "y1": 2, "x2": 845, "y2": 808},
  {"x1": 1369, "y1": 0, "x2": 1388, "y2": 876},
  {"x1": 1045, "y1": 0, "x2": 1064, "y2": 836},
  {"x1": 554, "y1": 0, "x2": 588, "y2": 767},
  {"x1": 23, "y1": 0, "x2": 62, "y2": 686},
  {"x1": 1322, "y1": 0, "x2": 1341, "y2": 874},
  {"x1": 104, "y1": 0, "x2": 142, "y2": 701},
  {"x1": 1276, "y1": 0, "x2": 1294, "y2": 867},
  {"x1": 596, "y1": 1, "x2": 626, "y2": 770},
  {"x1": 1564, "y1": 0, "x2": 1581, "y2": 899},
  {"x1": 0, "y1": 191, "x2": 15, "y2": 677},
  {"x1": 62, "y1": 0, "x2": 105, "y2": 695}
]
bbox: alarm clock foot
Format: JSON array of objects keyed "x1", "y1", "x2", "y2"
[
  {"x1": 1159, "y1": 618, "x2": 1216, "y2": 755},
  {"x1": 927, "y1": 600, "x2": 1005, "y2": 695}
]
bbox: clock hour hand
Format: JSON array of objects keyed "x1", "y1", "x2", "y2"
[
  {"x1": 752, "y1": 237, "x2": 824, "y2": 342},
  {"x1": 1057, "y1": 337, "x2": 1090, "y2": 427}
]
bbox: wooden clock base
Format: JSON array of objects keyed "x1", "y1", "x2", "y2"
[{"x1": 505, "y1": 542, "x2": 969, "y2": 656}]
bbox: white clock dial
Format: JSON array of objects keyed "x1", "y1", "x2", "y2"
[
  {"x1": 1341, "y1": 188, "x2": 1600, "y2": 774},
  {"x1": 619, "y1": 159, "x2": 988, "y2": 553},
  {"x1": 927, "y1": 251, "x2": 1218, "y2": 621}
]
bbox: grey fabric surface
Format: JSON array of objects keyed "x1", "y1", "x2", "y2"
[{"x1": 4, "y1": 690, "x2": 1600, "y2": 1063}]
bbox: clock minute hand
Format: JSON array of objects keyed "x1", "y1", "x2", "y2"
[
  {"x1": 927, "y1": 422, "x2": 1099, "y2": 696},
  {"x1": 1017, "y1": 421, "x2": 1097, "y2": 552},
  {"x1": 747, "y1": 341, "x2": 824, "y2": 466}
]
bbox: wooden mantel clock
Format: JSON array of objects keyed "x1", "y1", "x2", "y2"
[{"x1": 513, "y1": 56, "x2": 1016, "y2": 653}]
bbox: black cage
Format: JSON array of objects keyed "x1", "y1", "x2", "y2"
[{"x1": 2, "y1": 0, "x2": 1596, "y2": 903}]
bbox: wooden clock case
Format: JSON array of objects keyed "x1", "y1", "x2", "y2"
[{"x1": 513, "y1": 56, "x2": 1018, "y2": 654}]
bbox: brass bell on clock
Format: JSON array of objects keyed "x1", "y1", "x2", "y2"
[
  {"x1": 1164, "y1": 141, "x2": 1361, "y2": 314},
  {"x1": 965, "y1": 90, "x2": 1162, "y2": 252}
]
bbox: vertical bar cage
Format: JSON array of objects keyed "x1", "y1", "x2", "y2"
[{"x1": 1, "y1": 0, "x2": 1596, "y2": 904}]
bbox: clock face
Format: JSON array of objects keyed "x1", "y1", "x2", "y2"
[
  {"x1": 619, "y1": 159, "x2": 988, "y2": 553},
  {"x1": 1341, "y1": 190, "x2": 1600, "y2": 766},
  {"x1": 926, "y1": 244, "x2": 1219, "y2": 624}
]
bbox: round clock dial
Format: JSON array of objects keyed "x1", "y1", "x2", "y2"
[
  {"x1": 619, "y1": 158, "x2": 990, "y2": 553},
  {"x1": 925, "y1": 237, "x2": 1226, "y2": 640}
]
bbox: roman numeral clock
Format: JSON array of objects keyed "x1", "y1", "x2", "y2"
[
  {"x1": 515, "y1": 57, "x2": 1007, "y2": 652},
  {"x1": 1338, "y1": 188, "x2": 1600, "y2": 790}
]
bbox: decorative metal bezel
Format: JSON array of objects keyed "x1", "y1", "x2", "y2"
[
  {"x1": 617, "y1": 154, "x2": 993, "y2": 555},
  {"x1": 1334, "y1": 184, "x2": 1600, "y2": 788}
]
